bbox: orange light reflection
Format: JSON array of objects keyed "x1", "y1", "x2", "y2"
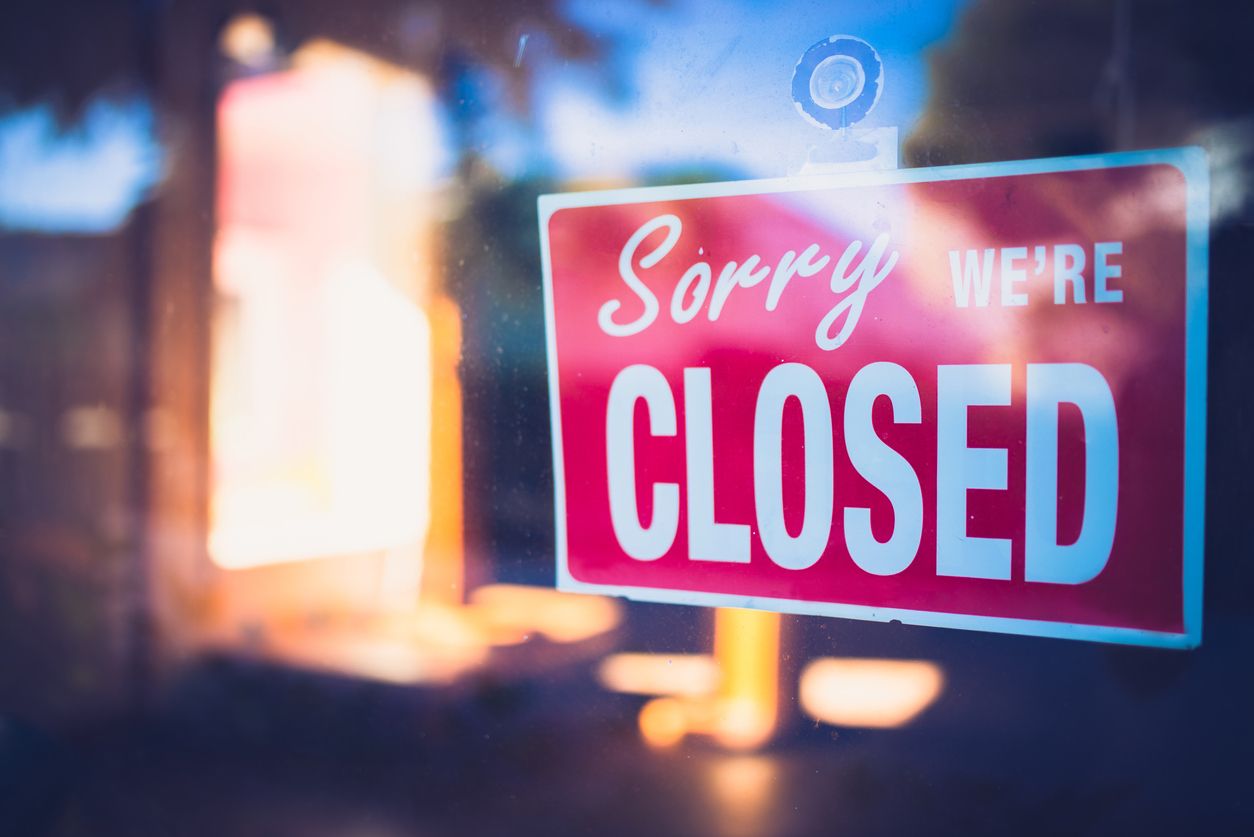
[
  {"x1": 598, "y1": 653, "x2": 720, "y2": 698},
  {"x1": 799, "y1": 658, "x2": 945, "y2": 728},
  {"x1": 626, "y1": 608, "x2": 780, "y2": 752}
]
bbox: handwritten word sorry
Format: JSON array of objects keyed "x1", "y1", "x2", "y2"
[{"x1": 597, "y1": 214, "x2": 899, "y2": 350}]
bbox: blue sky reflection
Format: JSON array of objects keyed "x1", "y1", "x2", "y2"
[
  {"x1": 536, "y1": 0, "x2": 967, "y2": 179},
  {"x1": 0, "y1": 96, "x2": 164, "y2": 234}
]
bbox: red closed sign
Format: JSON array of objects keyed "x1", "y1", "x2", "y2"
[{"x1": 540, "y1": 149, "x2": 1207, "y2": 647}]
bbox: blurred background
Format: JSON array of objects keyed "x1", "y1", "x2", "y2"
[{"x1": 0, "y1": 0, "x2": 1252, "y2": 834}]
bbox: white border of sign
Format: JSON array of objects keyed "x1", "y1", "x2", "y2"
[{"x1": 538, "y1": 147, "x2": 1208, "y2": 648}]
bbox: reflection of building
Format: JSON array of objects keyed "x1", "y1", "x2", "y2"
[
  {"x1": 212, "y1": 42, "x2": 442, "y2": 570},
  {"x1": 0, "y1": 10, "x2": 627, "y2": 720},
  {"x1": 180, "y1": 37, "x2": 624, "y2": 684},
  {"x1": 199, "y1": 39, "x2": 458, "y2": 671}
]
